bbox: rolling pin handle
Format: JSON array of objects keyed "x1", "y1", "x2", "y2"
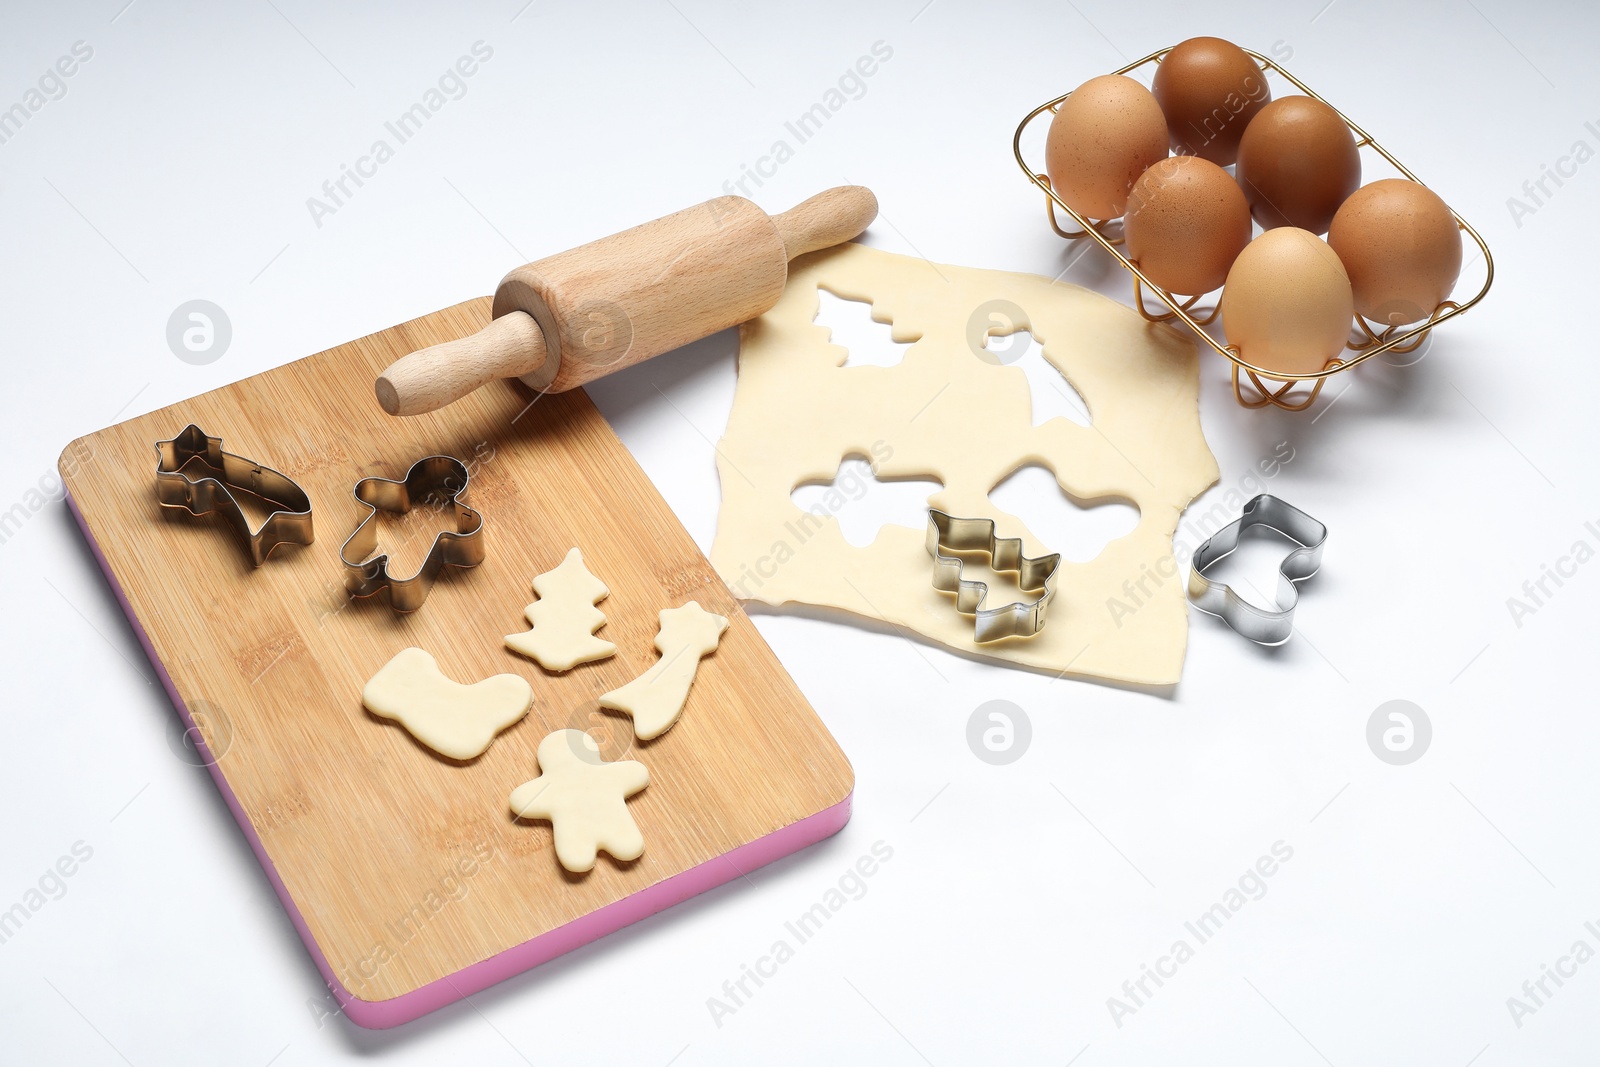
[
  {"x1": 375, "y1": 310, "x2": 547, "y2": 416},
  {"x1": 770, "y1": 186, "x2": 879, "y2": 261}
]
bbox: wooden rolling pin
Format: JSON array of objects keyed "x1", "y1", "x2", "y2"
[{"x1": 375, "y1": 185, "x2": 878, "y2": 415}]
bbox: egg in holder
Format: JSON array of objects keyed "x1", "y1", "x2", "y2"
[{"x1": 1013, "y1": 43, "x2": 1494, "y2": 411}]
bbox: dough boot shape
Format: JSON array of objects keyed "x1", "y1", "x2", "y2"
[
  {"x1": 362, "y1": 647, "x2": 532, "y2": 760},
  {"x1": 509, "y1": 730, "x2": 650, "y2": 873},
  {"x1": 600, "y1": 601, "x2": 729, "y2": 740},
  {"x1": 504, "y1": 547, "x2": 618, "y2": 671}
]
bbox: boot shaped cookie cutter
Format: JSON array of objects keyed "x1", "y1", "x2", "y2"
[
  {"x1": 155, "y1": 424, "x2": 313, "y2": 567},
  {"x1": 926, "y1": 509, "x2": 1061, "y2": 643},
  {"x1": 339, "y1": 456, "x2": 484, "y2": 612},
  {"x1": 1187, "y1": 494, "x2": 1326, "y2": 646}
]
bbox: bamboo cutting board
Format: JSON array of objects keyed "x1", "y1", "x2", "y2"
[{"x1": 59, "y1": 298, "x2": 854, "y2": 1028}]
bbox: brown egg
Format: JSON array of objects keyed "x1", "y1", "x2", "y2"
[
  {"x1": 1223, "y1": 228, "x2": 1354, "y2": 377},
  {"x1": 1327, "y1": 179, "x2": 1463, "y2": 326},
  {"x1": 1236, "y1": 96, "x2": 1361, "y2": 234},
  {"x1": 1151, "y1": 37, "x2": 1271, "y2": 166},
  {"x1": 1124, "y1": 156, "x2": 1252, "y2": 295},
  {"x1": 1046, "y1": 75, "x2": 1170, "y2": 220}
]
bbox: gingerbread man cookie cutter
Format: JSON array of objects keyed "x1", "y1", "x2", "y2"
[
  {"x1": 1187, "y1": 494, "x2": 1326, "y2": 646},
  {"x1": 339, "y1": 455, "x2": 485, "y2": 612},
  {"x1": 154, "y1": 424, "x2": 313, "y2": 567},
  {"x1": 926, "y1": 509, "x2": 1061, "y2": 643}
]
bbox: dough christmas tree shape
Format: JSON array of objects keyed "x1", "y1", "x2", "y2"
[
  {"x1": 504, "y1": 547, "x2": 618, "y2": 672},
  {"x1": 509, "y1": 730, "x2": 651, "y2": 873},
  {"x1": 362, "y1": 647, "x2": 533, "y2": 761},
  {"x1": 600, "y1": 601, "x2": 729, "y2": 740}
]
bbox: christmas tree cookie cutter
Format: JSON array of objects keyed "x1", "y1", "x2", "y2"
[
  {"x1": 1187, "y1": 494, "x2": 1326, "y2": 646},
  {"x1": 926, "y1": 509, "x2": 1061, "y2": 643},
  {"x1": 339, "y1": 455, "x2": 485, "y2": 612},
  {"x1": 154, "y1": 424, "x2": 314, "y2": 567}
]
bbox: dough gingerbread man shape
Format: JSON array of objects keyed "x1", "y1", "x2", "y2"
[
  {"x1": 509, "y1": 729, "x2": 650, "y2": 873},
  {"x1": 363, "y1": 647, "x2": 532, "y2": 761},
  {"x1": 504, "y1": 548, "x2": 617, "y2": 672},
  {"x1": 600, "y1": 601, "x2": 729, "y2": 740}
]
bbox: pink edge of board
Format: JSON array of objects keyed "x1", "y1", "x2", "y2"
[{"x1": 65, "y1": 488, "x2": 854, "y2": 1029}]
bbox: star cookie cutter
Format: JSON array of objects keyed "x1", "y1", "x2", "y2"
[
  {"x1": 926, "y1": 509, "x2": 1061, "y2": 643},
  {"x1": 339, "y1": 455, "x2": 485, "y2": 612},
  {"x1": 1187, "y1": 494, "x2": 1327, "y2": 646},
  {"x1": 155, "y1": 424, "x2": 313, "y2": 567}
]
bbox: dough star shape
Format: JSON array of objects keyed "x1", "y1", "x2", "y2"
[
  {"x1": 509, "y1": 730, "x2": 650, "y2": 873},
  {"x1": 504, "y1": 547, "x2": 618, "y2": 671},
  {"x1": 600, "y1": 601, "x2": 729, "y2": 740},
  {"x1": 362, "y1": 647, "x2": 533, "y2": 761}
]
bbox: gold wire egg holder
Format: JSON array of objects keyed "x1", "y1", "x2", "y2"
[{"x1": 1013, "y1": 45, "x2": 1494, "y2": 411}]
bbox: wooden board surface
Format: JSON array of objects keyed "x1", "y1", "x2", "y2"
[{"x1": 59, "y1": 298, "x2": 853, "y2": 1016}]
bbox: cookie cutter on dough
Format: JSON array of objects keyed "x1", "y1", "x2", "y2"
[
  {"x1": 155, "y1": 424, "x2": 314, "y2": 567},
  {"x1": 926, "y1": 509, "x2": 1061, "y2": 643},
  {"x1": 1187, "y1": 494, "x2": 1326, "y2": 646},
  {"x1": 339, "y1": 455, "x2": 484, "y2": 612}
]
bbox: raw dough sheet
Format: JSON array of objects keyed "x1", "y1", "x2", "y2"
[{"x1": 709, "y1": 243, "x2": 1219, "y2": 685}]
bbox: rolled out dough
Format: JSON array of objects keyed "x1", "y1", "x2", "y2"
[{"x1": 709, "y1": 243, "x2": 1219, "y2": 685}]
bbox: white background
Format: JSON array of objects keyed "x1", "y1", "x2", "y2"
[{"x1": 1, "y1": 1, "x2": 1595, "y2": 1063}]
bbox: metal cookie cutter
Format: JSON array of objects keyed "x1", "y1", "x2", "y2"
[
  {"x1": 926, "y1": 509, "x2": 1061, "y2": 643},
  {"x1": 1188, "y1": 494, "x2": 1327, "y2": 646},
  {"x1": 339, "y1": 456, "x2": 485, "y2": 612},
  {"x1": 155, "y1": 424, "x2": 313, "y2": 567}
]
